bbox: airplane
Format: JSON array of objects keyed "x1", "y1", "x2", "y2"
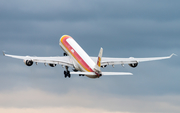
[{"x1": 3, "y1": 35, "x2": 176, "y2": 78}]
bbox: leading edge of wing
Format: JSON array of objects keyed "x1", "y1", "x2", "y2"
[
  {"x1": 3, "y1": 53, "x2": 73, "y2": 67},
  {"x1": 71, "y1": 72, "x2": 133, "y2": 75},
  {"x1": 133, "y1": 53, "x2": 177, "y2": 62},
  {"x1": 91, "y1": 53, "x2": 177, "y2": 66}
]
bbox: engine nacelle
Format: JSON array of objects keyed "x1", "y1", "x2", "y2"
[
  {"x1": 48, "y1": 63, "x2": 57, "y2": 67},
  {"x1": 129, "y1": 63, "x2": 138, "y2": 68},
  {"x1": 24, "y1": 60, "x2": 33, "y2": 66}
]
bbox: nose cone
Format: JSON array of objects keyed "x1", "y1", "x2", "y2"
[{"x1": 59, "y1": 35, "x2": 72, "y2": 45}]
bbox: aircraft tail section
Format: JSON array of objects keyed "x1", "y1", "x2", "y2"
[{"x1": 95, "y1": 47, "x2": 103, "y2": 71}]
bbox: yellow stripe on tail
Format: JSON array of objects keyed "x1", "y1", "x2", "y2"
[{"x1": 95, "y1": 47, "x2": 103, "y2": 71}]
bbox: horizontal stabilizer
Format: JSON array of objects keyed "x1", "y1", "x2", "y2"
[
  {"x1": 70, "y1": 72, "x2": 95, "y2": 75},
  {"x1": 102, "y1": 72, "x2": 133, "y2": 75},
  {"x1": 70, "y1": 72, "x2": 133, "y2": 75}
]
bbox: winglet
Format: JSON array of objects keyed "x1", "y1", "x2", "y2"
[{"x1": 170, "y1": 53, "x2": 177, "y2": 58}]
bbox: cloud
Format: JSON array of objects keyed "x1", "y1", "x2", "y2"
[
  {"x1": 0, "y1": 107, "x2": 129, "y2": 113},
  {"x1": 0, "y1": 88, "x2": 180, "y2": 113},
  {"x1": 1, "y1": 0, "x2": 180, "y2": 54},
  {"x1": 0, "y1": 0, "x2": 180, "y2": 113},
  {"x1": 1, "y1": 0, "x2": 180, "y2": 22}
]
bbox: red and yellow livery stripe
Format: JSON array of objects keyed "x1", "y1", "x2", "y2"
[
  {"x1": 97, "y1": 57, "x2": 101, "y2": 67},
  {"x1": 60, "y1": 35, "x2": 94, "y2": 72}
]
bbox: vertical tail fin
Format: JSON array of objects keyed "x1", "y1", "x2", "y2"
[{"x1": 95, "y1": 47, "x2": 103, "y2": 71}]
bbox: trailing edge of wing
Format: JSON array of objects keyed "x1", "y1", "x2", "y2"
[
  {"x1": 91, "y1": 53, "x2": 177, "y2": 66},
  {"x1": 70, "y1": 72, "x2": 133, "y2": 75},
  {"x1": 3, "y1": 53, "x2": 73, "y2": 67}
]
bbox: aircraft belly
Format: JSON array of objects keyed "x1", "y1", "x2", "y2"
[
  {"x1": 85, "y1": 75, "x2": 99, "y2": 78},
  {"x1": 60, "y1": 41, "x2": 88, "y2": 72},
  {"x1": 66, "y1": 38, "x2": 95, "y2": 71}
]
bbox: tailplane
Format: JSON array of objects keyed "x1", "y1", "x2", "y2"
[{"x1": 70, "y1": 72, "x2": 133, "y2": 75}]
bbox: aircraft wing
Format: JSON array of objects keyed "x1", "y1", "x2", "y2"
[
  {"x1": 91, "y1": 53, "x2": 176, "y2": 66},
  {"x1": 3, "y1": 53, "x2": 73, "y2": 67}
]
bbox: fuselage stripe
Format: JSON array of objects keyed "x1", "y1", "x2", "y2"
[{"x1": 60, "y1": 35, "x2": 94, "y2": 72}]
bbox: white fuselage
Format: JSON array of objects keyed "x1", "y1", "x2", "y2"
[{"x1": 59, "y1": 35, "x2": 99, "y2": 78}]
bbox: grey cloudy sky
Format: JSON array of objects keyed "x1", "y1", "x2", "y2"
[{"x1": 0, "y1": 0, "x2": 180, "y2": 113}]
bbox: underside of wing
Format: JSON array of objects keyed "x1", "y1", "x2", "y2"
[
  {"x1": 91, "y1": 53, "x2": 175, "y2": 66},
  {"x1": 4, "y1": 53, "x2": 73, "y2": 67}
]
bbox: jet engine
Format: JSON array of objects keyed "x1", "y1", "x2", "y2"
[
  {"x1": 129, "y1": 63, "x2": 138, "y2": 68},
  {"x1": 24, "y1": 60, "x2": 33, "y2": 66},
  {"x1": 48, "y1": 63, "x2": 57, "y2": 67}
]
